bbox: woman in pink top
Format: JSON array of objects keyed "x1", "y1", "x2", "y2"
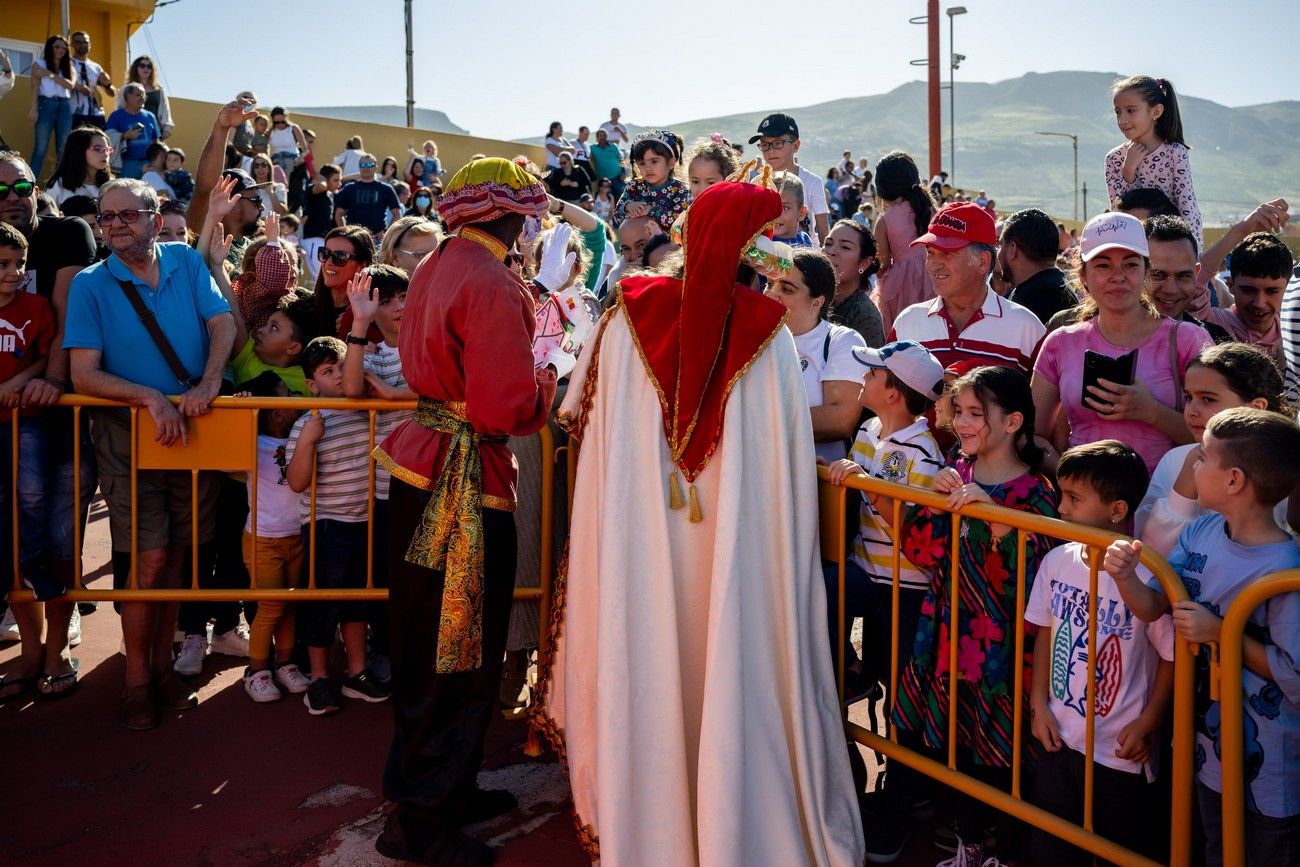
[
  {"x1": 1032, "y1": 213, "x2": 1211, "y2": 474},
  {"x1": 871, "y1": 151, "x2": 936, "y2": 332}
]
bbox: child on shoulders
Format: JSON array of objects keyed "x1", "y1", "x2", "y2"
[
  {"x1": 1106, "y1": 408, "x2": 1300, "y2": 864},
  {"x1": 612, "y1": 130, "x2": 689, "y2": 229}
]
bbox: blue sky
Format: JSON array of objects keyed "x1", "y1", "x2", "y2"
[{"x1": 129, "y1": 0, "x2": 1300, "y2": 142}]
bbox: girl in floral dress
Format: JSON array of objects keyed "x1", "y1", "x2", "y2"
[{"x1": 893, "y1": 365, "x2": 1058, "y2": 863}]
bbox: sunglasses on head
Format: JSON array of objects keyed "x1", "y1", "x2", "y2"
[
  {"x1": 0, "y1": 181, "x2": 36, "y2": 201},
  {"x1": 317, "y1": 248, "x2": 359, "y2": 266}
]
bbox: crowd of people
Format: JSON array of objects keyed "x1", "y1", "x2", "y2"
[{"x1": 1, "y1": 41, "x2": 1298, "y2": 866}]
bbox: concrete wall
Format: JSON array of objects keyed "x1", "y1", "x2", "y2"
[{"x1": 2, "y1": 76, "x2": 547, "y2": 183}]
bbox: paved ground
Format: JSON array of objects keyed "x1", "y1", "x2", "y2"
[{"x1": 1, "y1": 497, "x2": 954, "y2": 866}]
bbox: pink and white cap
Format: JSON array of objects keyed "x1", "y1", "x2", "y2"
[{"x1": 1079, "y1": 212, "x2": 1149, "y2": 262}]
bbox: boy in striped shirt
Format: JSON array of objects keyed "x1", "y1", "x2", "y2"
[
  {"x1": 825, "y1": 339, "x2": 944, "y2": 861},
  {"x1": 287, "y1": 336, "x2": 391, "y2": 715}
]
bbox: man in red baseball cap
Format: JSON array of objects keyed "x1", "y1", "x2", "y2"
[{"x1": 887, "y1": 202, "x2": 1046, "y2": 376}]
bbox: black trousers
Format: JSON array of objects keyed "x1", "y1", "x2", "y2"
[
  {"x1": 382, "y1": 479, "x2": 517, "y2": 816},
  {"x1": 1030, "y1": 745, "x2": 1155, "y2": 865}
]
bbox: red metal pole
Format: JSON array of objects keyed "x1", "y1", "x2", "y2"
[{"x1": 928, "y1": 0, "x2": 941, "y2": 179}]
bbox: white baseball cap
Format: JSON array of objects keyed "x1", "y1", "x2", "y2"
[
  {"x1": 851, "y1": 340, "x2": 945, "y2": 401},
  {"x1": 1079, "y1": 212, "x2": 1149, "y2": 262}
]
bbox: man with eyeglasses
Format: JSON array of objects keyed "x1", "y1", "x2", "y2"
[
  {"x1": 333, "y1": 153, "x2": 401, "y2": 236},
  {"x1": 0, "y1": 151, "x2": 99, "y2": 645},
  {"x1": 64, "y1": 178, "x2": 236, "y2": 731},
  {"x1": 749, "y1": 113, "x2": 830, "y2": 244},
  {"x1": 68, "y1": 31, "x2": 114, "y2": 131},
  {"x1": 998, "y1": 208, "x2": 1078, "y2": 326}
]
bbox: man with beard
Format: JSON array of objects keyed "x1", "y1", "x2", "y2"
[
  {"x1": 0, "y1": 152, "x2": 98, "y2": 684},
  {"x1": 64, "y1": 178, "x2": 236, "y2": 730},
  {"x1": 998, "y1": 208, "x2": 1078, "y2": 325}
]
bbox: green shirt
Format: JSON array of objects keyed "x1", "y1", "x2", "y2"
[
  {"x1": 229, "y1": 337, "x2": 307, "y2": 395},
  {"x1": 589, "y1": 143, "x2": 623, "y2": 182},
  {"x1": 579, "y1": 217, "x2": 608, "y2": 292}
]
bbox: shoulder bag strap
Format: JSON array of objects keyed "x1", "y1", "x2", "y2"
[
  {"x1": 114, "y1": 277, "x2": 200, "y2": 390},
  {"x1": 1169, "y1": 318, "x2": 1184, "y2": 411}
]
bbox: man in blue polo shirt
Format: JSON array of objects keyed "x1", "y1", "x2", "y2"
[{"x1": 64, "y1": 177, "x2": 235, "y2": 731}]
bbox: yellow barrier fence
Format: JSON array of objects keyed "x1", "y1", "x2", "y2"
[
  {"x1": 1214, "y1": 568, "x2": 1300, "y2": 867},
  {"x1": 6, "y1": 397, "x2": 557, "y2": 658},
  {"x1": 819, "y1": 466, "x2": 1198, "y2": 866}
]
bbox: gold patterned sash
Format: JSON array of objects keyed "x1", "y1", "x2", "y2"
[{"x1": 401, "y1": 398, "x2": 505, "y2": 673}]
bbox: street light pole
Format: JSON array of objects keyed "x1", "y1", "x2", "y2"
[
  {"x1": 404, "y1": 0, "x2": 415, "y2": 129},
  {"x1": 946, "y1": 7, "x2": 967, "y2": 189},
  {"x1": 1036, "y1": 131, "x2": 1079, "y2": 222}
]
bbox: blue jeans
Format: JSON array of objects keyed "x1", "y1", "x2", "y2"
[
  {"x1": 271, "y1": 150, "x2": 298, "y2": 179},
  {"x1": 30, "y1": 95, "x2": 73, "y2": 178},
  {"x1": 0, "y1": 411, "x2": 97, "y2": 601}
]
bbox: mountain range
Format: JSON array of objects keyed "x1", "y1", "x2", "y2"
[{"x1": 533, "y1": 71, "x2": 1298, "y2": 226}]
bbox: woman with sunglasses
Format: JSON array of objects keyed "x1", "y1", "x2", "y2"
[
  {"x1": 248, "y1": 154, "x2": 289, "y2": 217},
  {"x1": 28, "y1": 36, "x2": 77, "y2": 177},
  {"x1": 311, "y1": 225, "x2": 375, "y2": 338},
  {"x1": 116, "y1": 55, "x2": 172, "y2": 139},
  {"x1": 45, "y1": 125, "x2": 112, "y2": 205}
]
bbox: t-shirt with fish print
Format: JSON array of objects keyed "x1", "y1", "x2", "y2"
[{"x1": 1026, "y1": 541, "x2": 1175, "y2": 778}]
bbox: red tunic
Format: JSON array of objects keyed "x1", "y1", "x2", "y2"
[{"x1": 378, "y1": 235, "x2": 556, "y2": 510}]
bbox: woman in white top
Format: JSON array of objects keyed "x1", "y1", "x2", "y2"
[
  {"x1": 544, "y1": 121, "x2": 574, "y2": 169},
  {"x1": 116, "y1": 55, "x2": 172, "y2": 139},
  {"x1": 764, "y1": 248, "x2": 868, "y2": 463},
  {"x1": 266, "y1": 106, "x2": 307, "y2": 179},
  {"x1": 45, "y1": 125, "x2": 111, "y2": 204},
  {"x1": 333, "y1": 135, "x2": 367, "y2": 181},
  {"x1": 248, "y1": 154, "x2": 289, "y2": 216},
  {"x1": 28, "y1": 35, "x2": 77, "y2": 176}
]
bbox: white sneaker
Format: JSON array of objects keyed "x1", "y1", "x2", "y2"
[
  {"x1": 243, "y1": 668, "x2": 282, "y2": 703},
  {"x1": 274, "y1": 662, "x2": 311, "y2": 695},
  {"x1": 210, "y1": 625, "x2": 249, "y2": 658},
  {"x1": 0, "y1": 608, "x2": 18, "y2": 643},
  {"x1": 937, "y1": 840, "x2": 983, "y2": 867},
  {"x1": 174, "y1": 634, "x2": 208, "y2": 675},
  {"x1": 66, "y1": 607, "x2": 82, "y2": 647}
]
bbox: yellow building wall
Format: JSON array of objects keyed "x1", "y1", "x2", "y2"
[
  {"x1": 0, "y1": 0, "x2": 145, "y2": 83},
  {"x1": 2, "y1": 76, "x2": 547, "y2": 183}
]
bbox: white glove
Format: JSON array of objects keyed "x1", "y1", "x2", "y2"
[{"x1": 535, "y1": 222, "x2": 577, "y2": 294}]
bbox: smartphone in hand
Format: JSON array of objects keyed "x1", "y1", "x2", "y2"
[{"x1": 1081, "y1": 348, "x2": 1137, "y2": 407}]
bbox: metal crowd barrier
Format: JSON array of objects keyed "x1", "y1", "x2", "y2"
[
  {"x1": 819, "y1": 467, "x2": 1198, "y2": 866},
  {"x1": 1214, "y1": 568, "x2": 1300, "y2": 867},
  {"x1": 7, "y1": 397, "x2": 556, "y2": 657}
]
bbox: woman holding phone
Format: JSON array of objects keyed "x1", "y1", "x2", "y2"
[{"x1": 1031, "y1": 212, "x2": 1211, "y2": 473}]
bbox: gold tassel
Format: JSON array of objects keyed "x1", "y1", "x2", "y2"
[
  {"x1": 688, "y1": 483, "x2": 703, "y2": 523},
  {"x1": 668, "y1": 472, "x2": 686, "y2": 510},
  {"x1": 523, "y1": 721, "x2": 543, "y2": 757}
]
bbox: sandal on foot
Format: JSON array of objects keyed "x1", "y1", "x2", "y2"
[
  {"x1": 0, "y1": 674, "x2": 38, "y2": 704},
  {"x1": 37, "y1": 670, "x2": 79, "y2": 700}
]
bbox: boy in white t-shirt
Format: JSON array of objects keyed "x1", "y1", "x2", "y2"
[{"x1": 1028, "y1": 440, "x2": 1174, "y2": 865}]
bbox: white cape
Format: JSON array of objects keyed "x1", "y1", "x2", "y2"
[{"x1": 544, "y1": 309, "x2": 864, "y2": 866}]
